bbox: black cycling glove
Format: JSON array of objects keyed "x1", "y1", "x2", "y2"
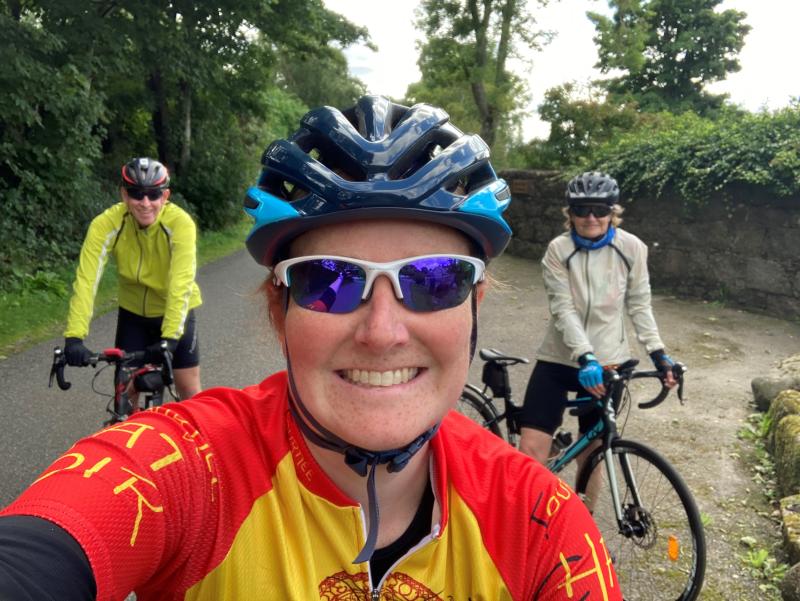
[
  {"x1": 144, "y1": 338, "x2": 178, "y2": 364},
  {"x1": 64, "y1": 338, "x2": 92, "y2": 367},
  {"x1": 649, "y1": 349, "x2": 675, "y2": 375}
]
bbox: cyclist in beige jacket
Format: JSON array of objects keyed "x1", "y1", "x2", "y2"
[{"x1": 518, "y1": 172, "x2": 677, "y2": 484}]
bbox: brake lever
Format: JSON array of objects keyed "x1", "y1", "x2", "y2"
[
  {"x1": 674, "y1": 362, "x2": 687, "y2": 404},
  {"x1": 50, "y1": 347, "x2": 72, "y2": 390},
  {"x1": 160, "y1": 341, "x2": 175, "y2": 387}
]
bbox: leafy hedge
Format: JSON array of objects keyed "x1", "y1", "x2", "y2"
[
  {"x1": 0, "y1": 13, "x2": 109, "y2": 293},
  {"x1": 591, "y1": 104, "x2": 800, "y2": 204}
]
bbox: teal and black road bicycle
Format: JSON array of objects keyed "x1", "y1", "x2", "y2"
[{"x1": 458, "y1": 348, "x2": 706, "y2": 601}]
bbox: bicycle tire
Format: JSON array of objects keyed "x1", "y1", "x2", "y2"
[
  {"x1": 456, "y1": 387, "x2": 503, "y2": 440},
  {"x1": 575, "y1": 439, "x2": 706, "y2": 601}
]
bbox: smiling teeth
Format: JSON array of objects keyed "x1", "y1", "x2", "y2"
[{"x1": 344, "y1": 367, "x2": 419, "y2": 387}]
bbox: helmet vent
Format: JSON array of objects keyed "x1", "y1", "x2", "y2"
[
  {"x1": 445, "y1": 176, "x2": 468, "y2": 195},
  {"x1": 258, "y1": 172, "x2": 310, "y2": 202},
  {"x1": 295, "y1": 133, "x2": 367, "y2": 182}
]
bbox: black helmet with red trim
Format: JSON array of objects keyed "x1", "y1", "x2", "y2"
[{"x1": 121, "y1": 157, "x2": 170, "y2": 189}]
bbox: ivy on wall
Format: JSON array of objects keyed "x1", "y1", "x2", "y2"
[{"x1": 591, "y1": 105, "x2": 800, "y2": 205}]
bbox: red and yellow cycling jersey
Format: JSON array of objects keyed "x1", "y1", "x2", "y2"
[{"x1": 2, "y1": 372, "x2": 620, "y2": 600}]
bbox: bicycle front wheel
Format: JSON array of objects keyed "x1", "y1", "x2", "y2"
[
  {"x1": 576, "y1": 439, "x2": 706, "y2": 601},
  {"x1": 456, "y1": 387, "x2": 504, "y2": 440}
]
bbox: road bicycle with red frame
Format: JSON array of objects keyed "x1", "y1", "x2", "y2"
[{"x1": 50, "y1": 341, "x2": 178, "y2": 426}]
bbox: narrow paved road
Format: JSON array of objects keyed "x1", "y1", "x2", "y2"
[
  {"x1": 0, "y1": 250, "x2": 282, "y2": 506},
  {"x1": 1, "y1": 250, "x2": 799, "y2": 599}
]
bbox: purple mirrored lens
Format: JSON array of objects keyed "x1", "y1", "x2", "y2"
[
  {"x1": 398, "y1": 257, "x2": 475, "y2": 312},
  {"x1": 288, "y1": 259, "x2": 365, "y2": 313}
]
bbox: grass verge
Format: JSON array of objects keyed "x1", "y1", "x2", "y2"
[{"x1": 0, "y1": 219, "x2": 250, "y2": 359}]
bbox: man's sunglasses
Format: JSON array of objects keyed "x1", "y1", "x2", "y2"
[
  {"x1": 570, "y1": 204, "x2": 612, "y2": 218},
  {"x1": 273, "y1": 254, "x2": 486, "y2": 314},
  {"x1": 126, "y1": 187, "x2": 165, "y2": 201}
]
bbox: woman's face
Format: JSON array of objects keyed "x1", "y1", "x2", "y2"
[
  {"x1": 571, "y1": 205, "x2": 612, "y2": 239},
  {"x1": 273, "y1": 219, "x2": 483, "y2": 450}
]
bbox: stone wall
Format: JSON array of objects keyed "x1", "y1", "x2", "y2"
[
  {"x1": 753, "y1": 355, "x2": 800, "y2": 601},
  {"x1": 500, "y1": 169, "x2": 800, "y2": 320}
]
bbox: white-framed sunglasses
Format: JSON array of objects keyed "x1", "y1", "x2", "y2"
[{"x1": 273, "y1": 254, "x2": 485, "y2": 313}]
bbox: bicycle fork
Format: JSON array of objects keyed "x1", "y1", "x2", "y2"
[
  {"x1": 598, "y1": 393, "x2": 642, "y2": 537},
  {"x1": 602, "y1": 436, "x2": 649, "y2": 540}
]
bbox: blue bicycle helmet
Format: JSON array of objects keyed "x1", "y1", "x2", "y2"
[
  {"x1": 566, "y1": 171, "x2": 619, "y2": 206},
  {"x1": 243, "y1": 95, "x2": 512, "y2": 266}
]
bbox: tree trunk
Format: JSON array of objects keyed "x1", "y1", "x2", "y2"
[
  {"x1": 471, "y1": 81, "x2": 495, "y2": 146},
  {"x1": 467, "y1": 0, "x2": 495, "y2": 146},
  {"x1": 179, "y1": 79, "x2": 191, "y2": 176},
  {"x1": 8, "y1": 0, "x2": 21, "y2": 20},
  {"x1": 148, "y1": 69, "x2": 171, "y2": 168},
  {"x1": 495, "y1": 0, "x2": 514, "y2": 84}
]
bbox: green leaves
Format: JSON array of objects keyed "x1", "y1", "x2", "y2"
[
  {"x1": 0, "y1": 11, "x2": 107, "y2": 290},
  {"x1": 0, "y1": 1, "x2": 372, "y2": 291},
  {"x1": 409, "y1": 0, "x2": 546, "y2": 151},
  {"x1": 591, "y1": 105, "x2": 800, "y2": 205},
  {"x1": 590, "y1": 0, "x2": 750, "y2": 115}
]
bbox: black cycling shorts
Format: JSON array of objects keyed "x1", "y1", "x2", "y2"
[
  {"x1": 518, "y1": 360, "x2": 600, "y2": 435},
  {"x1": 114, "y1": 307, "x2": 200, "y2": 369}
]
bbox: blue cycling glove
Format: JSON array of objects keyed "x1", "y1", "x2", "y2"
[
  {"x1": 650, "y1": 349, "x2": 674, "y2": 375},
  {"x1": 577, "y1": 353, "x2": 603, "y2": 389}
]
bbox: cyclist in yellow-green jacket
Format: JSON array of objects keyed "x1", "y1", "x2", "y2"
[{"x1": 63, "y1": 157, "x2": 203, "y2": 399}]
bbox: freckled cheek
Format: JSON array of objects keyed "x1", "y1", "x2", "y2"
[
  {"x1": 284, "y1": 311, "x2": 349, "y2": 369},
  {"x1": 424, "y1": 308, "x2": 474, "y2": 372}
]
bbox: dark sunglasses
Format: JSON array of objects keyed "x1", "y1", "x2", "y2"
[
  {"x1": 126, "y1": 187, "x2": 165, "y2": 201},
  {"x1": 570, "y1": 204, "x2": 612, "y2": 218},
  {"x1": 273, "y1": 254, "x2": 485, "y2": 314}
]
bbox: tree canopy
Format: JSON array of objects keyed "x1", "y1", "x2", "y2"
[
  {"x1": 589, "y1": 0, "x2": 750, "y2": 114},
  {"x1": 0, "y1": 0, "x2": 369, "y2": 290},
  {"x1": 407, "y1": 0, "x2": 549, "y2": 154},
  {"x1": 527, "y1": 0, "x2": 752, "y2": 170}
]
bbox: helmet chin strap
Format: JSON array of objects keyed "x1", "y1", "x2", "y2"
[
  {"x1": 283, "y1": 346, "x2": 439, "y2": 564},
  {"x1": 280, "y1": 284, "x2": 479, "y2": 564},
  {"x1": 470, "y1": 288, "x2": 478, "y2": 362}
]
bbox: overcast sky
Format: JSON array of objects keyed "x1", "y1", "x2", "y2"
[{"x1": 322, "y1": 0, "x2": 799, "y2": 140}]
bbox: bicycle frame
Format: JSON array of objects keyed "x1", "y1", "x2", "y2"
[
  {"x1": 109, "y1": 362, "x2": 163, "y2": 424},
  {"x1": 548, "y1": 380, "x2": 631, "y2": 527},
  {"x1": 50, "y1": 345, "x2": 176, "y2": 425},
  {"x1": 548, "y1": 363, "x2": 683, "y2": 538}
]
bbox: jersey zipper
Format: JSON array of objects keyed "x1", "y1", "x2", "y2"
[
  {"x1": 135, "y1": 228, "x2": 148, "y2": 315},
  {"x1": 369, "y1": 527, "x2": 440, "y2": 599},
  {"x1": 368, "y1": 465, "x2": 442, "y2": 598},
  {"x1": 582, "y1": 250, "x2": 592, "y2": 331}
]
